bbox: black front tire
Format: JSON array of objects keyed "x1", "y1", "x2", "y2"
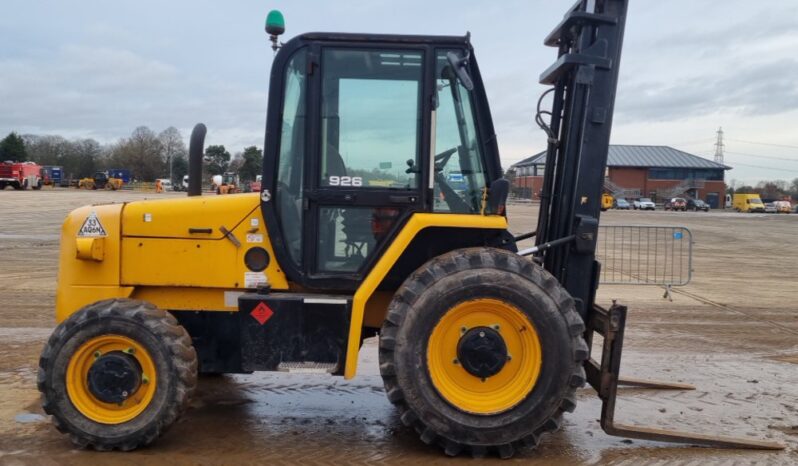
[
  {"x1": 379, "y1": 248, "x2": 587, "y2": 458},
  {"x1": 38, "y1": 299, "x2": 197, "y2": 451}
]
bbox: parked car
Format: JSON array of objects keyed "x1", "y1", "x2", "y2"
[
  {"x1": 764, "y1": 202, "x2": 777, "y2": 213},
  {"x1": 664, "y1": 197, "x2": 687, "y2": 211},
  {"x1": 615, "y1": 198, "x2": 631, "y2": 210},
  {"x1": 633, "y1": 197, "x2": 656, "y2": 210},
  {"x1": 773, "y1": 200, "x2": 792, "y2": 213},
  {"x1": 686, "y1": 198, "x2": 709, "y2": 212}
]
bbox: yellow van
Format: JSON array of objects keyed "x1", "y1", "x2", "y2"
[
  {"x1": 601, "y1": 193, "x2": 614, "y2": 211},
  {"x1": 733, "y1": 194, "x2": 765, "y2": 213}
]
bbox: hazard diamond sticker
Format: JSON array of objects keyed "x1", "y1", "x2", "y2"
[
  {"x1": 250, "y1": 302, "x2": 274, "y2": 325},
  {"x1": 77, "y1": 211, "x2": 107, "y2": 237}
]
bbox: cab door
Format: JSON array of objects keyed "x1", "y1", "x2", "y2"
[{"x1": 303, "y1": 46, "x2": 429, "y2": 285}]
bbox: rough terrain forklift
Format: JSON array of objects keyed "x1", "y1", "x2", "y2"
[
  {"x1": 212, "y1": 171, "x2": 241, "y2": 194},
  {"x1": 78, "y1": 171, "x2": 123, "y2": 190},
  {"x1": 38, "y1": 0, "x2": 782, "y2": 457}
]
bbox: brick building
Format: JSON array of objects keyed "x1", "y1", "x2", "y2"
[{"x1": 510, "y1": 145, "x2": 731, "y2": 208}]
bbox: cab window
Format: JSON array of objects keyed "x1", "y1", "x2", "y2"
[
  {"x1": 320, "y1": 49, "x2": 422, "y2": 190},
  {"x1": 275, "y1": 48, "x2": 307, "y2": 265},
  {"x1": 432, "y1": 49, "x2": 487, "y2": 213}
]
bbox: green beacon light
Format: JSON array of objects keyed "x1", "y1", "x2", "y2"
[{"x1": 265, "y1": 10, "x2": 285, "y2": 52}]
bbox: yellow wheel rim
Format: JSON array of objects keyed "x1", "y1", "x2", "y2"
[
  {"x1": 427, "y1": 299, "x2": 542, "y2": 415},
  {"x1": 66, "y1": 334, "x2": 157, "y2": 424}
]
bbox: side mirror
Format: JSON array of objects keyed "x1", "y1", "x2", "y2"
[{"x1": 446, "y1": 51, "x2": 474, "y2": 91}]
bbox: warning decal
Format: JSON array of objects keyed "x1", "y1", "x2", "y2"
[
  {"x1": 77, "y1": 212, "x2": 107, "y2": 237},
  {"x1": 250, "y1": 302, "x2": 274, "y2": 325},
  {"x1": 244, "y1": 272, "x2": 268, "y2": 288},
  {"x1": 246, "y1": 233, "x2": 263, "y2": 243}
]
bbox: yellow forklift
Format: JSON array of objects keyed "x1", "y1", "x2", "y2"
[
  {"x1": 78, "y1": 171, "x2": 124, "y2": 190},
  {"x1": 38, "y1": 1, "x2": 781, "y2": 457}
]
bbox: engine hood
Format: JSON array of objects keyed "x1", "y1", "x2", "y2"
[{"x1": 122, "y1": 193, "x2": 260, "y2": 239}]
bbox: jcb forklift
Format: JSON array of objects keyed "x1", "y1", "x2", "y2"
[
  {"x1": 78, "y1": 171, "x2": 123, "y2": 190},
  {"x1": 38, "y1": 0, "x2": 782, "y2": 457}
]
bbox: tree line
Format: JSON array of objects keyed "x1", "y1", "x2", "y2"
[
  {"x1": 728, "y1": 179, "x2": 798, "y2": 201},
  {"x1": 0, "y1": 127, "x2": 262, "y2": 183}
]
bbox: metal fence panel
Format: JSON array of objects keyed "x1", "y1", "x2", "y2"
[{"x1": 596, "y1": 226, "x2": 693, "y2": 286}]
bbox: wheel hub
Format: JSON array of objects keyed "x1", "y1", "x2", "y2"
[
  {"x1": 456, "y1": 326, "x2": 508, "y2": 378},
  {"x1": 87, "y1": 351, "x2": 142, "y2": 404}
]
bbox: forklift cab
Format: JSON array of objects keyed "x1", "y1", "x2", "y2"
[{"x1": 262, "y1": 33, "x2": 506, "y2": 290}]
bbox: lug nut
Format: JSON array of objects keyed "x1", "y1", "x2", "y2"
[
  {"x1": 125, "y1": 347, "x2": 136, "y2": 354},
  {"x1": 142, "y1": 375, "x2": 150, "y2": 384},
  {"x1": 507, "y1": 354, "x2": 512, "y2": 361},
  {"x1": 492, "y1": 324, "x2": 500, "y2": 331},
  {"x1": 460, "y1": 326, "x2": 468, "y2": 334},
  {"x1": 93, "y1": 351, "x2": 101, "y2": 359},
  {"x1": 481, "y1": 377, "x2": 487, "y2": 383},
  {"x1": 452, "y1": 359, "x2": 459, "y2": 365}
]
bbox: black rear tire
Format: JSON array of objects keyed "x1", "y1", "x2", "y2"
[
  {"x1": 379, "y1": 248, "x2": 587, "y2": 458},
  {"x1": 38, "y1": 298, "x2": 197, "y2": 451}
]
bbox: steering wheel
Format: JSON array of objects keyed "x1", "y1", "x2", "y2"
[{"x1": 405, "y1": 147, "x2": 459, "y2": 174}]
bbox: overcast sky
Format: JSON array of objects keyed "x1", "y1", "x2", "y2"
[{"x1": 2, "y1": 0, "x2": 798, "y2": 185}]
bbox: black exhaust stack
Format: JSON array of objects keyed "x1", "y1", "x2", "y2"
[{"x1": 188, "y1": 123, "x2": 206, "y2": 196}]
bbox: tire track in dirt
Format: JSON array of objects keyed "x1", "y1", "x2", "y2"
[{"x1": 666, "y1": 287, "x2": 798, "y2": 337}]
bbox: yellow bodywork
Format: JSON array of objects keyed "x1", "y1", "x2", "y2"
[
  {"x1": 56, "y1": 194, "x2": 508, "y2": 380},
  {"x1": 345, "y1": 213, "x2": 508, "y2": 378},
  {"x1": 56, "y1": 194, "x2": 288, "y2": 322}
]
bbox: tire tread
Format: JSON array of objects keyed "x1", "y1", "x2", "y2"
[
  {"x1": 38, "y1": 298, "x2": 197, "y2": 451},
  {"x1": 378, "y1": 247, "x2": 586, "y2": 458}
]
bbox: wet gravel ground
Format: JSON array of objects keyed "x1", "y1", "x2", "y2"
[{"x1": 0, "y1": 190, "x2": 796, "y2": 465}]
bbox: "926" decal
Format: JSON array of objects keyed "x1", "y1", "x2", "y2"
[{"x1": 328, "y1": 176, "x2": 363, "y2": 187}]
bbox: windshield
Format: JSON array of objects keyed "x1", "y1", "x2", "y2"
[
  {"x1": 640, "y1": 198, "x2": 652, "y2": 203},
  {"x1": 748, "y1": 199, "x2": 763, "y2": 204}
]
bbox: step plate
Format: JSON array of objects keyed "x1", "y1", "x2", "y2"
[{"x1": 277, "y1": 362, "x2": 337, "y2": 374}]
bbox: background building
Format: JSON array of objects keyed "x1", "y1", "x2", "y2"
[{"x1": 511, "y1": 145, "x2": 731, "y2": 208}]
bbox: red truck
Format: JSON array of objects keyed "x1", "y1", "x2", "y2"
[
  {"x1": 249, "y1": 174, "x2": 263, "y2": 192},
  {"x1": 0, "y1": 161, "x2": 42, "y2": 190}
]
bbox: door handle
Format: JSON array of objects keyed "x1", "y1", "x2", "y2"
[{"x1": 389, "y1": 195, "x2": 418, "y2": 204}]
